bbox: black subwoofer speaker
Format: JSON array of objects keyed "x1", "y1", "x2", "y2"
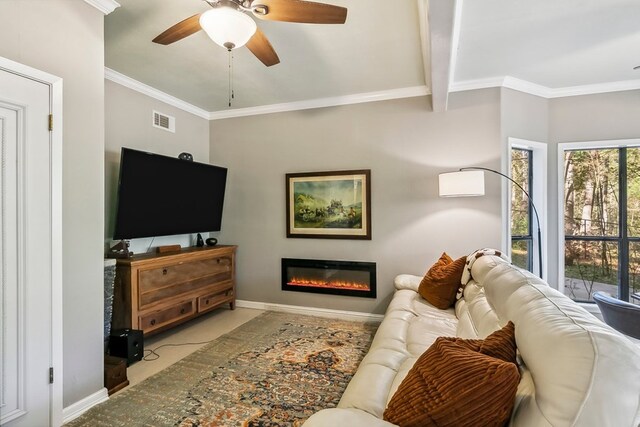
[{"x1": 109, "y1": 328, "x2": 143, "y2": 366}]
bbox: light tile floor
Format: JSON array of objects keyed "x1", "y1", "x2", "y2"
[{"x1": 116, "y1": 307, "x2": 265, "y2": 393}]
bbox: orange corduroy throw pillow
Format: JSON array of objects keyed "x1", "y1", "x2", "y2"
[
  {"x1": 418, "y1": 252, "x2": 467, "y2": 309},
  {"x1": 383, "y1": 322, "x2": 520, "y2": 427}
]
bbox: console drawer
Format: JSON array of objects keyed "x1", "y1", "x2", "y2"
[
  {"x1": 198, "y1": 289, "x2": 234, "y2": 312},
  {"x1": 139, "y1": 300, "x2": 194, "y2": 332},
  {"x1": 139, "y1": 256, "x2": 232, "y2": 292},
  {"x1": 138, "y1": 256, "x2": 232, "y2": 308}
]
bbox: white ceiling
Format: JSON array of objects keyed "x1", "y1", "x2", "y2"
[
  {"x1": 455, "y1": 0, "x2": 640, "y2": 89},
  {"x1": 105, "y1": 0, "x2": 426, "y2": 112},
  {"x1": 104, "y1": 0, "x2": 640, "y2": 114}
]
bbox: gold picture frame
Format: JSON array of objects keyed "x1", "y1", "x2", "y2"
[{"x1": 286, "y1": 170, "x2": 371, "y2": 239}]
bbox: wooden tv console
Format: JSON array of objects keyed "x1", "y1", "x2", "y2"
[{"x1": 112, "y1": 245, "x2": 237, "y2": 336}]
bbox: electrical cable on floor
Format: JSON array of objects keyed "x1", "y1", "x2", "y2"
[{"x1": 143, "y1": 339, "x2": 217, "y2": 361}]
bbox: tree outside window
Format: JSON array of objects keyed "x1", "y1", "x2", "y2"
[
  {"x1": 563, "y1": 147, "x2": 640, "y2": 304},
  {"x1": 511, "y1": 148, "x2": 533, "y2": 273}
]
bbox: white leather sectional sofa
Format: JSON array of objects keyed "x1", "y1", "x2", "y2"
[{"x1": 304, "y1": 250, "x2": 640, "y2": 427}]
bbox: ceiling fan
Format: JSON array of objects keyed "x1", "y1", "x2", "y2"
[{"x1": 152, "y1": 0, "x2": 348, "y2": 67}]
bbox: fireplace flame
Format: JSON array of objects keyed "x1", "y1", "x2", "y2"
[{"x1": 288, "y1": 277, "x2": 370, "y2": 291}]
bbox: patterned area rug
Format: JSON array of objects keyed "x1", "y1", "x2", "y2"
[{"x1": 66, "y1": 311, "x2": 378, "y2": 427}]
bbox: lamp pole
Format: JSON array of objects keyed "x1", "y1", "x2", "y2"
[{"x1": 461, "y1": 167, "x2": 543, "y2": 279}]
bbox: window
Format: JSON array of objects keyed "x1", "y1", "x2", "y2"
[
  {"x1": 511, "y1": 148, "x2": 533, "y2": 272},
  {"x1": 507, "y1": 139, "x2": 545, "y2": 278},
  {"x1": 562, "y1": 145, "x2": 640, "y2": 304}
]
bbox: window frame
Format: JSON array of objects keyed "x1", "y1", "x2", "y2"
[
  {"x1": 504, "y1": 138, "x2": 547, "y2": 278},
  {"x1": 557, "y1": 139, "x2": 640, "y2": 301},
  {"x1": 511, "y1": 148, "x2": 534, "y2": 272}
]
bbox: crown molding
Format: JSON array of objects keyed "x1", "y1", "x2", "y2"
[
  {"x1": 105, "y1": 65, "x2": 640, "y2": 121},
  {"x1": 83, "y1": 0, "x2": 120, "y2": 14},
  {"x1": 502, "y1": 76, "x2": 552, "y2": 98},
  {"x1": 450, "y1": 75, "x2": 640, "y2": 99},
  {"x1": 104, "y1": 68, "x2": 210, "y2": 119},
  {"x1": 105, "y1": 67, "x2": 428, "y2": 121},
  {"x1": 449, "y1": 76, "x2": 551, "y2": 97},
  {"x1": 449, "y1": 76, "x2": 505, "y2": 93},
  {"x1": 549, "y1": 79, "x2": 640, "y2": 98},
  {"x1": 208, "y1": 86, "x2": 430, "y2": 120}
]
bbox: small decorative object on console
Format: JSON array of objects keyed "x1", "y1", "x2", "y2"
[
  {"x1": 178, "y1": 151, "x2": 193, "y2": 161},
  {"x1": 106, "y1": 240, "x2": 133, "y2": 259},
  {"x1": 157, "y1": 244, "x2": 182, "y2": 254}
]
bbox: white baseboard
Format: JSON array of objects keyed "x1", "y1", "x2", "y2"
[
  {"x1": 62, "y1": 388, "x2": 109, "y2": 424},
  {"x1": 236, "y1": 299, "x2": 384, "y2": 323}
]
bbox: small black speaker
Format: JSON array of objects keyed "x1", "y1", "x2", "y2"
[
  {"x1": 205, "y1": 237, "x2": 218, "y2": 246},
  {"x1": 109, "y1": 329, "x2": 143, "y2": 366}
]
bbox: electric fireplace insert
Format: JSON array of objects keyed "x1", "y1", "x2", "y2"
[{"x1": 281, "y1": 258, "x2": 376, "y2": 298}]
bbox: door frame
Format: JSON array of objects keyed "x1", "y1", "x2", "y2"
[{"x1": 0, "y1": 55, "x2": 63, "y2": 427}]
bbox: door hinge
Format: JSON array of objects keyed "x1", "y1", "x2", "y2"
[
  {"x1": 49, "y1": 367, "x2": 54, "y2": 384},
  {"x1": 48, "y1": 114, "x2": 53, "y2": 131}
]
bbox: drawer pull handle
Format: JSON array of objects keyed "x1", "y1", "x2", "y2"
[
  {"x1": 162, "y1": 269, "x2": 168, "y2": 275},
  {"x1": 150, "y1": 319, "x2": 156, "y2": 326},
  {"x1": 205, "y1": 299, "x2": 210, "y2": 305},
  {"x1": 180, "y1": 308, "x2": 186, "y2": 314}
]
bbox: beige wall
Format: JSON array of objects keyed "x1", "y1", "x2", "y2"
[
  {"x1": 210, "y1": 90, "x2": 503, "y2": 314},
  {"x1": 105, "y1": 80, "x2": 211, "y2": 253},
  {"x1": 0, "y1": 0, "x2": 105, "y2": 406},
  {"x1": 550, "y1": 90, "x2": 640, "y2": 142},
  {"x1": 501, "y1": 88, "x2": 549, "y2": 144}
]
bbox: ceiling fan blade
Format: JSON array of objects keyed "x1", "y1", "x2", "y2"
[
  {"x1": 153, "y1": 14, "x2": 202, "y2": 45},
  {"x1": 253, "y1": 0, "x2": 347, "y2": 24},
  {"x1": 246, "y1": 28, "x2": 280, "y2": 67}
]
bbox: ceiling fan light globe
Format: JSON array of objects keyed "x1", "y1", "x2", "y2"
[{"x1": 199, "y1": 8, "x2": 257, "y2": 50}]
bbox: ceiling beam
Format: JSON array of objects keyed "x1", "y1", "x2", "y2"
[
  {"x1": 421, "y1": 0, "x2": 463, "y2": 112},
  {"x1": 417, "y1": 0, "x2": 432, "y2": 96}
]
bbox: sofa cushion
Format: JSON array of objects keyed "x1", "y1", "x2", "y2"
[
  {"x1": 304, "y1": 408, "x2": 397, "y2": 427},
  {"x1": 478, "y1": 320, "x2": 517, "y2": 362},
  {"x1": 382, "y1": 324, "x2": 520, "y2": 427},
  {"x1": 337, "y1": 285, "x2": 457, "y2": 419},
  {"x1": 465, "y1": 254, "x2": 640, "y2": 427},
  {"x1": 418, "y1": 253, "x2": 466, "y2": 309}
]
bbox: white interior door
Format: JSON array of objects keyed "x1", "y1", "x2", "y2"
[{"x1": 0, "y1": 67, "x2": 55, "y2": 427}]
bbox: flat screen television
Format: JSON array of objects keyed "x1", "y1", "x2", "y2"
[{"x1": 113, "y1": 148, "x2": 228, "y2": 240}]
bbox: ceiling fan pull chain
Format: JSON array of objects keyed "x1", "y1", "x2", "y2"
[
  {"x1": 228, "y1": 48, "x2": 232, "y2": 107},
  {"x1": 231, "y1": 50, "x2": 235, "y2": 103}
]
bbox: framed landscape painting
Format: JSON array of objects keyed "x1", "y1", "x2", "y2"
[{"x1": 286, "y1": 170, "x2": 371, "y2": 239}]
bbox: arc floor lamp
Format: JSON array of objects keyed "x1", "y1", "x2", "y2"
[{"x1": 438, "y1": 167, "x2": 543, "y2": 279}]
